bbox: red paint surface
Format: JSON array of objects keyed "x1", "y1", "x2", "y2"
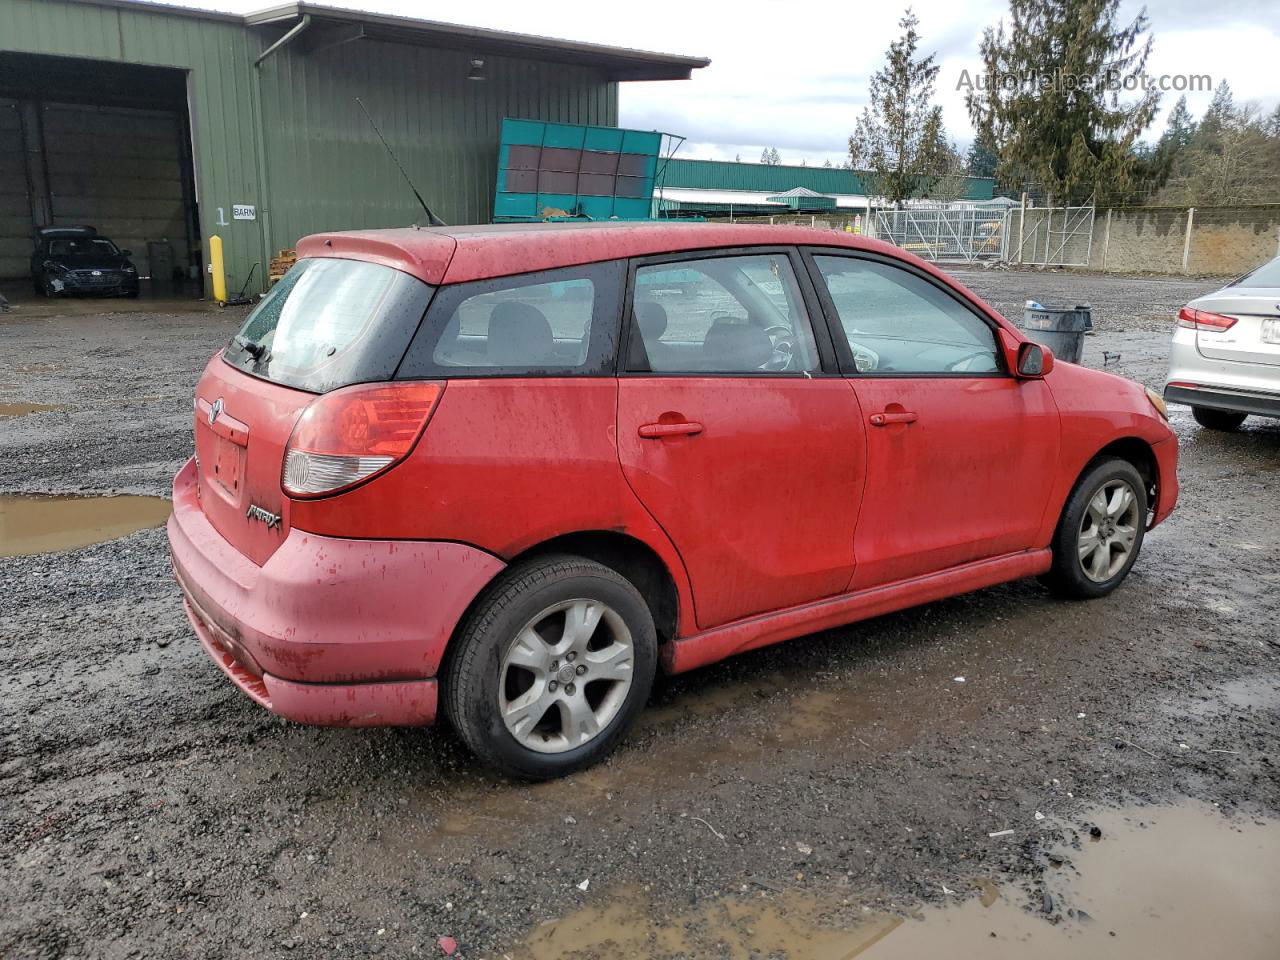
[
  {"x1": 617, "y1": 377, "x2": 864, "y2": 629},
  {"x1": 662, "y1": 550, "x2": 1053, "y2": 674},
  {"x1": 848, "y1": 377, "x2": 1060, "y2": 589},
  {"x1": 186, "y1": 596, "x2": 438, "y2": 726},
  {"x1": 192, "y1": 354, "x2": 312, "y2": 566},
  {"x1": 170, "y1": 223, "x2": 1180, "y2": 729},
  {"x1": 170, "y1": 458, "x2": 504, "y2": 690}
]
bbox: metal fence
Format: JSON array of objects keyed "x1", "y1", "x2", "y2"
[
  {"x1": 871, "y1": 207, "x2": 1010, "y2": 262},
  {"x1": 1007, "y1": 204, "x2": 1096, "y2": 267}
]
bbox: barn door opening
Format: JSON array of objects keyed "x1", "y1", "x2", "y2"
[{"x1": 0, "y1": 52, "x2": 200, "y2": 301}]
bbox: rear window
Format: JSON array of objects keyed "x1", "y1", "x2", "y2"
[
  {"x1": 396, "y1": 260, "x2": 624, "y2": 378},
  {"x1": 223, "y1": 258, "x2": 434, "y2": 393},
  {"x1": 1239, "y1": 256, "x2": 1280, "y2": 288}
]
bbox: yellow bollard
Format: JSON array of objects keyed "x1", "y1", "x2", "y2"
[{"x1": 209, "y1": 235, "x2": 228, "y2": 304}]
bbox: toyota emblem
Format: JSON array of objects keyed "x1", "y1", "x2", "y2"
[{"x1": 209, "y1": 397, "x2": 224, "y2": 426}]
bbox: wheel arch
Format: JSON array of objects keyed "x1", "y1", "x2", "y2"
[
  {"x1": 439, "y1": 529, "x2": 686, "y2": 682},
  {"x1": 1049, "y1": 436, "x2": 1159, "y2": 539},
  {"x1": 1089, "y1": 436, "x2": 1158, "y2": 520}
]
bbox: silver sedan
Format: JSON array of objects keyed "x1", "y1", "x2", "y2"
[{"x1": 1164, "y1": 256, "x2": 1280, "y2": 430}]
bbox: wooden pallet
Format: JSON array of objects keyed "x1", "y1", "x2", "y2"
[{"x1": 268, "y1": 249, "x2": 297, "y2": 284}]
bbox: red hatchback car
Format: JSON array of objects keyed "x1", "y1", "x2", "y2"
[{"x1": 168, "y1": 223, "x2": 1178, "y2": 778}]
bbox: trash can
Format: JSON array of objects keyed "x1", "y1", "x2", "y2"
[{"x1": 1021, "y1": 303, "x2": 1091, "y2": 364}]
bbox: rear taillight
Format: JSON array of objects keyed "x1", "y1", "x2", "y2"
[
  {"x1": 1177, "y1": 306, "x2": 1237, "y2": 331},
  {"x1": 282, "y1": 381, "x2": 443, "y2": 497}
]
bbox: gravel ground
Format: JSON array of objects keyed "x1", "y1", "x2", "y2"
[{"x1": 2, "y1": 270, "x2": 1278, "y2": 959}]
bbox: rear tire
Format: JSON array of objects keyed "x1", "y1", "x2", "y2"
[
  {"x1": 1192, "y1": 406, "x2": 1246, "y2": 431},
  {"x1": 443, "y1": 554, "x2": 657, "y2": 780},
  {"x1": 1041, "y1": 457, "x2": 1147, "y2": 600}
]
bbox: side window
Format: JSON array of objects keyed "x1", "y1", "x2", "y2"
[
  {"x1": 397, "y1": 261, "x2": 624, "y2": 377},
  {"x1": 813, "y1": 256, "x2": 1001, "y2": 375},
  {"x1": 629, "y1": 253, "x2": 819, "y2": 374}
]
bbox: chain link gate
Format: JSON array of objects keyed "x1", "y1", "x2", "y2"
[{"x1": 871, "y1": 207, "x2": 1010, "y2": 263}]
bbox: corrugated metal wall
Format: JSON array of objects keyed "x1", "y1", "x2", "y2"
[
  {"x1": 257, "y1": 40, "x2": 617, "y2": 245},
  {"x1": 1, "y1": 0, "x2": 620, "y2": 295},
  {"x1": 0, "y1": 98, "x2": 31, "y2": 279},
  {"x1": 42, "y1": 102, "x2": 190, "y2": 280}
]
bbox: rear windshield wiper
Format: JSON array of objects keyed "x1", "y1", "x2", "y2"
[{"x1": 233, "y1": 335, "x2": 268, "y2": 361}]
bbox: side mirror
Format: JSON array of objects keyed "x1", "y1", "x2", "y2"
[
  {"x1": 1016, "y1": 341, "x2": 1054, "y2": 378},
  {"x1": 120, "y1": 249, "x2": 133, "y2": 257}
]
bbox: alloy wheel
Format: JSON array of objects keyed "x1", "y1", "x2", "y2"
[
  {"x1": 498, "y1": 598, "x2": 635, "y2": 753},
  {"x1": 1077, "y1": 478, "x2": 1140, "y2": 583}
]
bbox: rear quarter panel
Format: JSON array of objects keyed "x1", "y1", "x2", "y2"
[
  {"x1": 287, "y1": 379, "x2": 699, "y2": 633},
  {"x1": 1038, "y1": 363, "x2": 1177, "y2": 542}
]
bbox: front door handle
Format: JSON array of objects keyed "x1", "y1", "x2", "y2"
[
  {"x1": 869, "y1": 410, "x2": 918, "y2": 427},
  {"x1": 638, "y1": 421, "x2": 704, "y2": 439}
]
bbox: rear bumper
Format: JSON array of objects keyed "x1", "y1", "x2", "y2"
[
  {"x1": 1163, "y1": 384, "x2": 1280, "y2": 419},
  {"x1": 167, "y1": 457, "x2": 506, "y2": 726}
]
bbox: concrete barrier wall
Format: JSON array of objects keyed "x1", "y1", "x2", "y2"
[{"x1": 1094, "y1": 206, "x2": 1280, "y2": 277}]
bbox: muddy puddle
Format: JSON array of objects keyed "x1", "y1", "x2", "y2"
[
  {"x1": 0, "y1": 401, "x2": 64, "y2": 419},
  {"x1": 0, "y1": 493, "x2": 171, "y2": 557},
  {"x1": 517, "y1": 803, "x2": 1280, "y2": 959}
]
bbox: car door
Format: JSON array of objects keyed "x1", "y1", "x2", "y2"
[
  {"x1": 615, "y1": 248, "x2": 866, "y2": 630},
  {"x1": 805, "y1": 250, "x2": 1059, "y2": 591}
]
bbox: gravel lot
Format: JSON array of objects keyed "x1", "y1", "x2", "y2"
[{"x1": 2, "y1": 269, "x2": 1278, "y2": 959}]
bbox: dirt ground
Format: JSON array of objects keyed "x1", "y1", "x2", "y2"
[{"x1": 1, "y1": 269, "x2": 1278, "y2": 960}]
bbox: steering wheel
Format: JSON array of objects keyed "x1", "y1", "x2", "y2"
[
  {"x1": 761, "y1": 324, "x2": 796, "y2": 371},
  {"x1": 946, "y1": 349, "x2": 996, "y2": 372}
]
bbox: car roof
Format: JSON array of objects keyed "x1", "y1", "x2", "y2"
[
  {"x1": 37, "y1": 226, "x2": 99, "y2": 240},
  {"x1": 296, "y1": 221, "x2": 901, "y2": 286}
]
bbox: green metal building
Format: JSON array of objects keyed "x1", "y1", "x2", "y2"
[{"x1": 0, "y1": 0, "x2": 706, "y2": 295}]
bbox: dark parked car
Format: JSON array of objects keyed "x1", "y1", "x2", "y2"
[{"x1": 31, "y1": 226, "x2": 139, "y2": 298}]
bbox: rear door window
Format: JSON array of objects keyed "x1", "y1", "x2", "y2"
[
  {"x1": 397, "y1": 261, "x2": 624, "y2": 378},
  {"x1": 223, "y1": 257, "x2": 434, "y2": 393}
]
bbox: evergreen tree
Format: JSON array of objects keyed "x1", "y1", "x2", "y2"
[
  {"x1": 966, "y1": 0, "x2": 1160, "y2": 204},
  {"x1": 966, "y1": 129, "x2": 999, "y2": 178},
  {"x1": 848, "y1": 9, "x2": 952, "y2": 205},
  {"x1": 1142, "y1": 94, "x2": 1196, "y2": 194}
]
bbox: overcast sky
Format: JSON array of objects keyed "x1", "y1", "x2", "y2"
[{"x1": 172, "y1": 0, "x2": 1280, "y2": 166}]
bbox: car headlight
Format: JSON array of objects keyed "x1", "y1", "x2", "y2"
[
  {"x1": 123, "y1": 265, "x2": 137, "y2": 273},
  {"x1": 1145, "y1": 386, "x2": 1169, "y2": 421}
]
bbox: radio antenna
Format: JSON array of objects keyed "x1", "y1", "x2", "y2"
[{"x1": 355, "y1": 97, "x2": 446, "y2": 227}]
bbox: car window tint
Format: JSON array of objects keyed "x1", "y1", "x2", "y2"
[
  {"x1": 813, "y1": 256, "x2": 1000, "y2": 375},
  {"x1": 397, "y1": 261, "x2": 624, "y2": 378},
  {"x1": 630, "y1": 254, "x2": 818, "y2": 374},
  {"x1": 434, "y1": 277, "x2": 594, "y2": 368},
  {"x1": 223, "y1": 257, "x2": 434, "y2": 393}
]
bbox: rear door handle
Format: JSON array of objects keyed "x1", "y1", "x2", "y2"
[
  {"x1": 869, "y1": 411, "x2": 918, "y2": 427},
  {"x1": 638, "y1": 421, "x2": 704, "y2": 439}
]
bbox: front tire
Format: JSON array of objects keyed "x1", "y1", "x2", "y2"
[
  {"x1": 1042, "y1": 458, "x2": 1147, "y2": 600},
  {"x1": 1192, "y1": 406, "x2": 1247, "y2": 431},
  {"x1": 443, "y1": 555, "x2": 657, "y2": 780}
]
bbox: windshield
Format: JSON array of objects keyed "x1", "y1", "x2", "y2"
[
  {"x1": 49, "y1": 238, "x2": 120, "y2": 257},
  {"x1": 223, "y1": 258, "x2": 435, "y2": 393},
  {"x1": 1238, "y1": 256, "x2": 1280, "y2": 288}
]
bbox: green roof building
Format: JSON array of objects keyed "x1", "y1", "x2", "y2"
[{"x1": 654, "y1": 158, "x2": 995, "y2": 217}]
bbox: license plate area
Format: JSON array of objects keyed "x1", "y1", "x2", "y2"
[
  {"x1": 213, "y1": 436, "x2": 243, "y2": 496},
  {"x1": 1262, "y1": 318, "x2": 1280, "y2": 345}
]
